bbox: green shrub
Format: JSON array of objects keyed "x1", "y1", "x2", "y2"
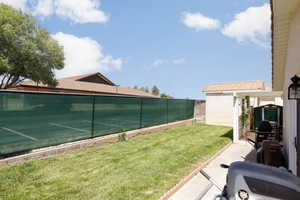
[{"x1": 118, "y1": 132, "x2": 127, "y2": 142}]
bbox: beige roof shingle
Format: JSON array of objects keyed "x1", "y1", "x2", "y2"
[
  {"x1": 203, "y1": 80, "x2": 265, "y2": 93},
  {"x1": 60, "y1": 73, "x2": 96, "y2": 81}
]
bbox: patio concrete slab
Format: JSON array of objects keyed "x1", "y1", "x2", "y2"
[
  {"x1": 169, "y1": 173, "x2": 212, "y2": 200},
  {"x1": 201, "y1": 185, "x2": 221, "y2": 200},
  {"x1": 202, "y1": 141, "x2": 256, "y2": 189},
  {"x1": 168, "y1": 141, "x2": 255, "y2": 200}
]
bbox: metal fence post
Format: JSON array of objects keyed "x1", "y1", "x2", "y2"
[
  {"x1": 91, "y1": 95, "x2": 96, "y2": 138},
  {"x1": 166, "y1": 99, "x2": 169, "y2": 123},
  {"x1": 192, "y1": 100, "x2": 196, "y2": 119},
  {"x1": 139, "y1": 98, "x2": 143, "y2": 128}
]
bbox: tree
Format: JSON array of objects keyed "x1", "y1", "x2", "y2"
[
  {"x1": 133, "y1": 85, "x2": 138, "y2": 89},
  {"x1": 0, "y1": 4, "x2": 64, "y2": 89},
  {"x1": 138, "y1": 86, "x2": 150, "y2": 93},
  {"x1": 140, "y1": 86, "x2": 145, "y2": 92},
  {"x1": 160, "y1": 93, "x2": 173, "y2": 99},
  {"x1": 151, "y1": 86, "x2": 160, "y2": 96}
]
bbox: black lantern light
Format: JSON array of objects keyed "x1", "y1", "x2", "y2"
[{"x1": 288, "y1": 75, "x2": 300, "y2": 99}]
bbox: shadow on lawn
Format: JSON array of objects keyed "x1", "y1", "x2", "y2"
[{"x1": 220, "y1": 129, "x2": 233, "y2": 141}]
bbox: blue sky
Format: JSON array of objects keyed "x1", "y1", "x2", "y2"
[{"x1": 1, "y1": 0, "x2": 271, "y2": 99}]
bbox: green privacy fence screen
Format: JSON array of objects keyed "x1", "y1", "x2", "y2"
[{"x1": 0, "y1": 91, "x2": 195, "y2": 155}]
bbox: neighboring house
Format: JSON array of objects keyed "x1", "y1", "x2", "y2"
[
  {"x1": 203, "y1": 80, "x2": 283, "y2": 127},
  {"x1": 203, "y1": 80, "x2": 266, "y2": 126},
  {"x1": 10, "y1": 73, "x2": 157, "y2": 98},
  {"x1": 272, "y1": 0, "x2": 300, "y2": 175}
]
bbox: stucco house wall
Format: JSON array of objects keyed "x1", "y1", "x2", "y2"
[
  {"x1": 205, "y1": 94, "x2": 234, "y2": 126},
  {"x1": 281, "y1": 5, "x2": 300, "y2": 173},
  {"x1": 205, "y1": 93, "x2": 282, "y2": 128}
]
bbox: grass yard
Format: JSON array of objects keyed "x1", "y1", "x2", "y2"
[{"x1": 0, "y1": 123, "x2": 232, "y2": 200}]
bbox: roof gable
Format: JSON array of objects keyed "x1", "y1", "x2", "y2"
[{"x1": 61, "y1": 73, "x2": 115, "y2": 86}]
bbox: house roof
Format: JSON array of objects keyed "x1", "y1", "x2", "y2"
[
  {"x1": 18, "y1": 73, "x2": 157, "y2": 98},
  {"x1": 60, "y1": 73, "x2": 95, "y2": 81},
  {"x1": 271, "y1": 0, "x2": 300, "y2": 91},
  {"x1": 60, "y1": 73, "x2": 115, "y2": 86},
  {"x1": 265, "y1": 85, "x2": 272, "y2": 91},
  {"x1": 203, "y1": 80, "x2": 265, "y2": 93}
]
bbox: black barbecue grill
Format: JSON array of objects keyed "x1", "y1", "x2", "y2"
[{"x1": 255, "y1": 120, "x2": 274, "y2": 149}]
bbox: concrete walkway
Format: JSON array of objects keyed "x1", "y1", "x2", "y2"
[{"x1": 169, "y1": 141, "x2": 255, "y2": 200}]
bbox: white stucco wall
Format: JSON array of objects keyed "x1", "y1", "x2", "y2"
[
  {"x1": 250, "y1": 97, "x2": 258, "y2": 107},
  {"x1": 275, "y1": 97, "x2": 284, "y2": 106},
  {"x1": 205, "y1": 94, "x2": 233, "y2": 126},
  {"x1": 282, "y1": 6, "x2": 300, "y2": 173},
  {"x1": 254, "y1": 96, "x2": 283, "y2": 107},
  {"x1": 258, "y1": 96, "x2": 275, "y2": 106}
]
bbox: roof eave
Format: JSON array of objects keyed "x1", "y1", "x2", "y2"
[
  {"x1": 204, "y1": 89, "x2": 266, "y2": 94},
  {"x1": 271, "y1": 0, "x2": 300, "y2": 91},
  {"x1": 17, "y1": 84, "x2": 156, "y2": 98}
]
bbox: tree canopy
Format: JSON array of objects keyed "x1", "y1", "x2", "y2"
[
  {"x1": 151, "y1": 86, "x2": 160, "y2": 96},
  {"x1": 133, "y1": 85, "x2": 173, "y2": 98},
  {"x1": 0, "y1": 4, "x2": 64, "y2": 89},
  {"x1": 160, "y1": 93, "x2": 173, "y2": 99}
]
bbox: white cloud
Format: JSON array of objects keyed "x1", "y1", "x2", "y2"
[
  {"x1": 152, "y1": 58, "x2": 186, "y2": 67},
  {"x1": 0, "y1": 0, "x2": 27, "y2": 10},
  {"x1": 52, "y1": 32, "x2": 122, "y2": 78},
  {"x1": 0, "y1": 0, "x2": 109, "y2": 24},
  {"x1": 173, "y1": 58, "x2": 185, "y2": 65},
  {"x1": 182, "y1": 12, "x2": 220, "y2": 31},
  {"x1": 222, "y1": 4, "x2": 271, "y2": 47},
  {"x1": 153, "y1": 59, "x2": 167, "y2": 66},
  {"x1": 33, "y1": 0, "x2": 109, "y2": 23},
  {"x1": 33, "y1": 0, "x2": 54, "y2": 17}
]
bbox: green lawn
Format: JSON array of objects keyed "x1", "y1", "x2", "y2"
[{"x1": 0, "y1": 123, "x2": 232, "y2": 200}]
